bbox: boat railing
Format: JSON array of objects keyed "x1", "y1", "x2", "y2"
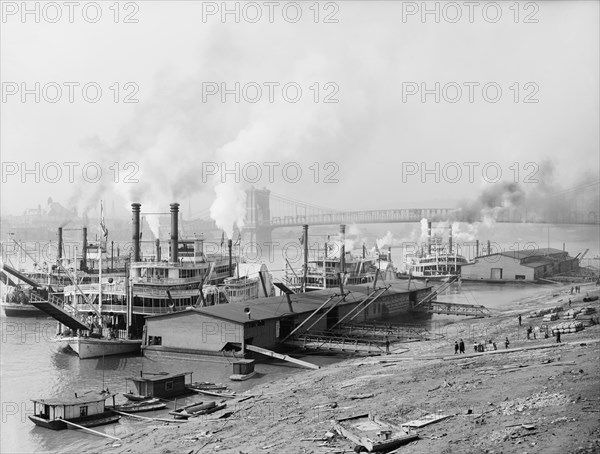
[
  {"x1": 132, "y1": 276, "x2": 204, "y2": 285},
  {"x1": 73, "y1": 303, "x2": 127, "y2": 313},
  {"x1": 132, "y1": 287, "x2": 202, "y2": 297},
  {"x1": 63, "y1": 283, "x2": 127, "y2": 294}
]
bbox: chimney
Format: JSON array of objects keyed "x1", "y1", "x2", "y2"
[
  {"x1": 57, "y1": 227, "x2": 63, "y2": 262},
  {"x1": 302, "y1": 225, "x2": 309, "y2": 291},
  {"x1": 340, "y1": 225, "x2": 346, "y2": 273},
  {"x1": 81, "y1": 227, "x2": 88, "y2": 271},
  {"x1": 387, "y1": 246, "x2": 392, "y2": 262},
  {"x1": 427, "y1": 221, "x2": 432, "y2": 255},
  {"x1": 131, "y1": 203, "x2": 141, "y2": 262},
  {"x1": 155, "y1": 239, "x2": 161, "y2": 261},
  {"x1": 170, "y1": 203, "x2": 179, "y2": 262},
  {"x1": 448, "y1": 225, "x2": 453, "y2": 255},
  {"x1": 228, "y1": 239, "x2": 233, "y2": 277},
  {"x1": 487, "y1": 240, "x2": 491, "y2": 255},
  {"x1": 475, "y1": 239, "x2": 480, "y2": 258}
]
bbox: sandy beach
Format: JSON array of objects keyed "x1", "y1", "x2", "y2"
[{"x1": 81, "y1": 283, "x2": 600, "y2": 454}]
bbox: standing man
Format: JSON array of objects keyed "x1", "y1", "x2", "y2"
[
  {"x1": 454, "y1": 341, "x2": 459, "y2": 354},
  {"x1": 569, "y1": 299, "x2": 572, "y2": 307},
  {"x1": 556, "y1": 330, "x2": 561, "y2": 343},
  {"x1": 505, "y1": 337, "x2": 510, "y2": 349},
  {"x1": 459, "y1": 339, "x2": 465, "y2": 354},
  {"x1": 385, "y1": 336, "x2": 390, "y2": 355},
  {"x1": 518, "y1": 314, "x2": 522, "y2": 326}
]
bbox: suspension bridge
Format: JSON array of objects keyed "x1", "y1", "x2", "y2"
[{"x1": 185, "y1": 180, "x2": 600, "y2": 243}]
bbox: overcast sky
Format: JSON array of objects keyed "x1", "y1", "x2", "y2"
[{"x1": 1, "y1": 1, "x2": 598, "y2": 229}]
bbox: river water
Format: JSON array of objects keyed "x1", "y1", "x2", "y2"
[{"x1": 1, "y1": 223, "x2": 598, "y2": 453}]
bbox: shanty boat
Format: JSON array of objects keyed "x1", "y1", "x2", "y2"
[
  {"x1": 334, "y1": 413, "x2": 418, "y2": 452},
  {"x1": 229, "y1": 359, "x2": 257, "y2": 381},
  {"x1": 124, "y1": 372, "x2": 194, "y2": 401},
  {"x1": 106, "y1": 397, "x2": 166, "y2": 413},
  {"x1": 29, "y1": 390, "x2": 120, "y2": 430}
]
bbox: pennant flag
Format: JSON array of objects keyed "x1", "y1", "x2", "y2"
[
  {"x1": 235, "y1": 233, "x2": 241, "y2": 246},
  {"x1": 220, "y1": 231, "x2": 225, "y2": 247},
  {"x1": 100, "y1": 201, "x2": 108, "y2": 238}
]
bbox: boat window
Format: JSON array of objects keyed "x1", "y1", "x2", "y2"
[
  {"x1": 80, "y1": 406, "x2": 88, "y2": 417},
  {"x1": 165, "y1": 381, "x2": 173, "y2": 391}
]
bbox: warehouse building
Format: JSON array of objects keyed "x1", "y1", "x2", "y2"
[
  {"x1": 142, "y1": 281, "x2": 432, "y2": 359},
  {"x1": 461, "y1": 248, "x2": 579, "y2": 281}
]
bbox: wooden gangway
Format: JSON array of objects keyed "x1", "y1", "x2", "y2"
[
  {"x1": 29, "y1": 293, "x2": 91, "y2": 331},
  {"x1": 413, "y1": 300, "x2": 492, "y2": 318},
  {"x1": 338, "y1": 322, "x2": 444, "y2": 341},
  {"x1": 287, "y1": 331, "x2": 388, "y2": 354}
]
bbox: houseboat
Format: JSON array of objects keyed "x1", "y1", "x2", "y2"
[
  {"x1": 124, "y1": 372, "x2": 193, "y2": 400},
  {"x1": 29, "y1": 390, "x2": 120, "y2": 430}
]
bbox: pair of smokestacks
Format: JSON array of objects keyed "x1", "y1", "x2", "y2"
[
  {"x1": 131, "y1": 203, "x2": 233, "y2": 276},
  {"x1": 426, "y1": 221, "x2": 454, "y2": 255},
  {"x1": 131, "y1": 203, "x2": 180, "y2": 263},
  {"x1": 427, "y1": 221, "x2": 453, "y2": 254},
  {"x1": 57, "y1": 226, "x2": 89, "y2": 270}
]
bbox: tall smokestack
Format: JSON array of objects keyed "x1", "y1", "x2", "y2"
[
  {"x1": 475, "y1": 240, "x2": 480, "y2": 258},
  {"x1": 302, "y1": 225, "x2": 309, "y2": 291},
  {"x1": 228, "y1": 239, "x2": 233, "y2": 277},
  {"x1": 82, "y1": 227, "x2": 87, "y2": 271},
  {"x1": 340, "y1": 225, "x2": 346, "y2": 273},
  {"x1": 131, "y1": 203, "x2": 141, "y2": 262},
  {"x1": 155, "y1": 239, "x2": 161, "y2": 261},
  {"x1": 427, "y1": 221, "x2": 432, "y2": 255},
  {"x1": 448, "y1": 226, "x2": 453, "y2": 255},
  {"x1": 387, "y1": 246, "x2": 392, "y2": 262},
  {"x1": 487, "y1": 240, "x2": 491, "y2": 255},
  {"x1": 170, "y1": 203, "x2": 179, "y2": 262},
  {"x1": 57, "y1": 227, "x2": 63, "y2": 262}
]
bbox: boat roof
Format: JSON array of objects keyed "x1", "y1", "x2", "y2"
[
  {"x1": 475, "y1": 248, "x2": 566, "y2": 260},
  {"x1": 145, "y1": 280, "x2": 430, "y2": 325},
  {"x1": 31, "y1": 391, "x2": 115, "y2": 406},
  {"x1": 128, "y1": 372, "x2": 192, "y2": 382}
]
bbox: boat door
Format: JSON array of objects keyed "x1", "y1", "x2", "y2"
[
  {"x1": 326, "y1": 307, "x2": 339, "y2": 330},
  {"x1": 278, "y1": 316, "x2": 294, "y2": 340}
]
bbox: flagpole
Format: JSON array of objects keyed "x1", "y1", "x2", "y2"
[{"x1": 99, "y1": 201, "x2": 103, "y2": 318}]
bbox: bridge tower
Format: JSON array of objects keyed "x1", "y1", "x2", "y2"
[{"x1": 245, "y1": 187, "x2": 274, "y2": 245}]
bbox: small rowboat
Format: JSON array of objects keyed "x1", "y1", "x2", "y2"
[
  {"x1": 190, "y1": 389, "x2": 236, "y2": 399},
  {"x1": 123, "y1": 393, "x2": 154, "y2": 402},
  {"x1": 107, "y1": 398, "x2": 166, "y2": 413},
  {"x1": 186, "y1": 382, "x2": 229, "y2": 391},
  {"x1": 170, "y1": 401, "x2": 227, "y2": 419}
]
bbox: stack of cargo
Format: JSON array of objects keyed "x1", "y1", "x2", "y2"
[
  {"x1": 562, "y1": 308, "x2": 582, "y2": 319},
  {"x1": 551, "y1": 321, "x2": 584, "y2": 334},
  {"x1": 542, "y1": 313, "x2": 559, "y2": 322},
  {"x1": 528, "y1": 306, "x2": 562, "y2": 318}
]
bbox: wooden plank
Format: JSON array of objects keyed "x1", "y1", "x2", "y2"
[
  {"x1": 246, "y1": 344, "x2": 319, "y2": 369},
  {"x1": 112, "y1": 410, "x2": 188, "y2": 423},
  {"x1": 59, "y1": 419, "x2": 121, "y2": 440},
  {"x1": 401, "y1": 414, "x2": 451, "y2": 428}
]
